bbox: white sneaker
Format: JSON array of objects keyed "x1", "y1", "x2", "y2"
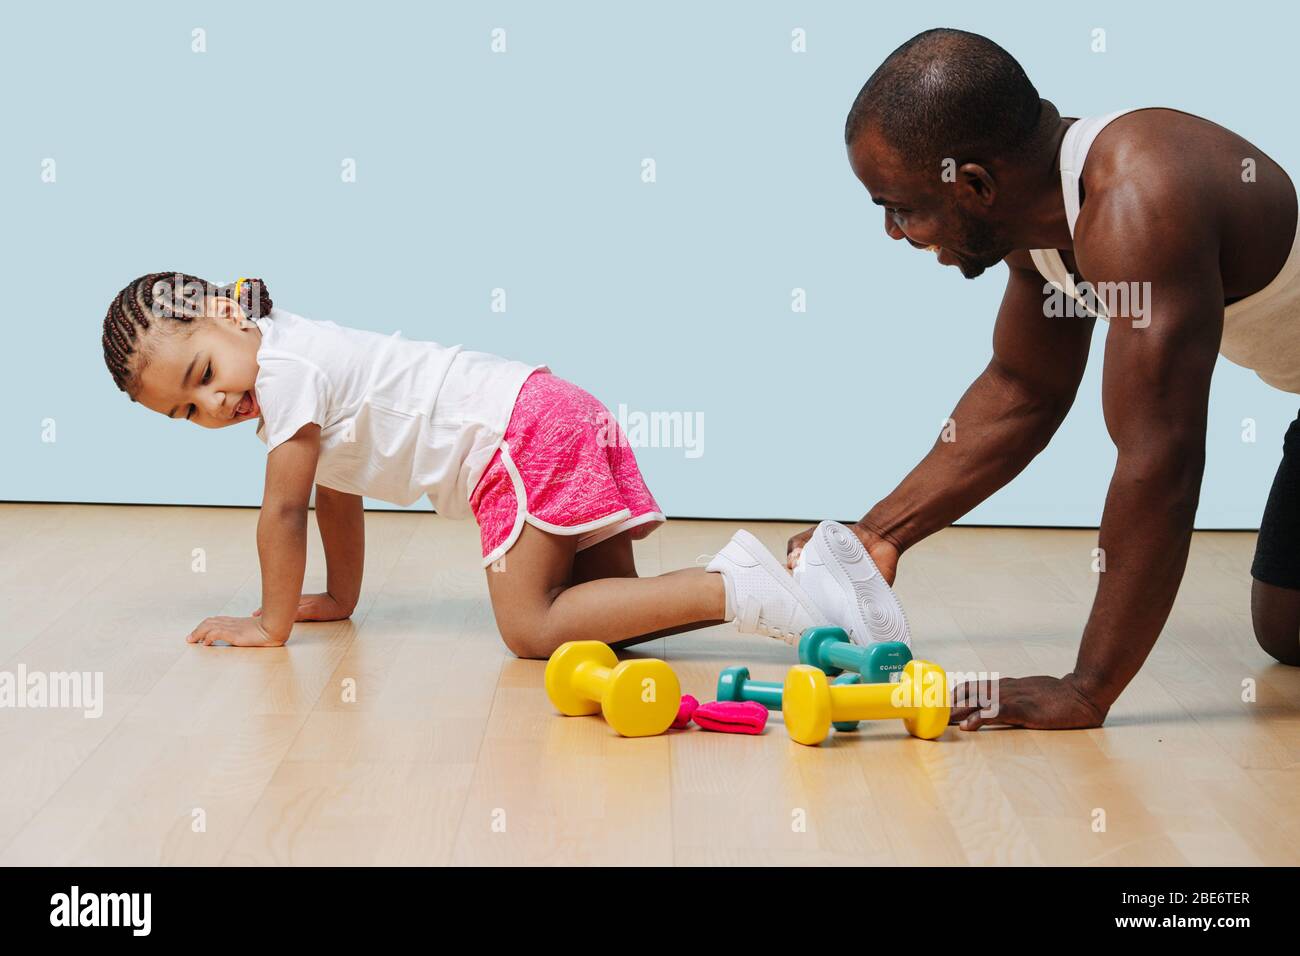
[
  {"x1": 793, "y1": 520, "x2": 911, "y2": 647},
  {"x1": 706, "y1": 530, "x2": 830, "y2": 645}
]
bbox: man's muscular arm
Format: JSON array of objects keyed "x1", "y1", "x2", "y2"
[
  {"x1": 1072, "y1": 202, "x2": 1221, "y2": 708},
  {"x1": 954, "y1": 183, "x2": 1223, "y2": 729}
]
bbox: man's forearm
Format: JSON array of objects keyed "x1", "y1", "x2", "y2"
[
  {"x1": 315, "y1": 489, "x2": 363, "y2": 613},
  {"x1": 257, "y1": 508, "x2": 309, "y2": 641},
  {"x1": 860, "y1": 366, "x2": 1069, "y2": 551},
  {"x1": 1071, "y1": 453, "x2": 1203, "y2": 710}
]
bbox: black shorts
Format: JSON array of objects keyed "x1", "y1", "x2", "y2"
[{"x1": 1251, "y1": 408, "x2": 1300, "y2": 590}]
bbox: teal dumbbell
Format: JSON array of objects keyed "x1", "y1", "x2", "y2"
[
  {"x1": 799, "y1": 626, "x2": 912, "y2": 680},
  {"x1": 717, "y1": 666, "x2": 865, "y2": 731}
]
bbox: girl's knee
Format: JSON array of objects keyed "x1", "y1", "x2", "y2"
[
  {"x1": 498, "y1": 621, "x2": 550, "y2": 660},
  {"x1": 496, "y1": 603, "x2": 569, "y2": 659},
  {"x1": 1251, "y1": 578, "x2": 1300, "y2": 666}
]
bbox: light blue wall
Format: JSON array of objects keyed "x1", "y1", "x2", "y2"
[{"x1": 4, "y1": 1, "x2": 1297, "y2": 528}]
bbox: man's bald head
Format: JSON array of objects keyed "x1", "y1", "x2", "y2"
[{"x1": 845, "y1": 29, "x2": 1042, "y2": 168}]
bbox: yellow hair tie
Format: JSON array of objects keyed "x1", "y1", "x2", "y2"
[{"x1": 233, "y1": 277, "x2": 246, "y2": 302}]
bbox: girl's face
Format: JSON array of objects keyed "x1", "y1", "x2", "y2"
[{"x1": 134, "y1": 297, "x2": 264, "y2": 428}]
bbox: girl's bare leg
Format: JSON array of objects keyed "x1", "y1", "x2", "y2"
[
  {"x1": 485, "y1": 523, "x2": 726, "y2": 659},
  {"x1": 570, "y1": 530, "x2": 639, "y2": 583},
  {"x1": 571, "y1": 530, "x2": 727, "y2": 649}
]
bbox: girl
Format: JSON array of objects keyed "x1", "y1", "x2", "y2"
[{"x1": 100, "y1": 272, "x2": 866, "y2": 656}]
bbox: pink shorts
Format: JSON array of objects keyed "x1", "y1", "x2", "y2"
[{"x1": 469, "y1": 371, "x2": 666, "y2": 567}]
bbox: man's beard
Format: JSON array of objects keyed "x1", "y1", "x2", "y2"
[{"x1": 952, "y1": 212, "x2": 1010, "y2": 279}]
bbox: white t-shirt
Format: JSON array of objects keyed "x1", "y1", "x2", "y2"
[{"x1": 253, "y1": 307, "x2": 542, "y2": 516}]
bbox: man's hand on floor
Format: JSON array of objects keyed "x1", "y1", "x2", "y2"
[{"x1": 949, "y1": 674, "x2": 1109, "y2": 730}]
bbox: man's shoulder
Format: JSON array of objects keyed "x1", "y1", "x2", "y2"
[
  {"x1": 1074, "y1": 111, "x2": 1231, "y2": 271},
  {"x1": 1079, "y1": 108, "x2": 1245, "y2": 230}
]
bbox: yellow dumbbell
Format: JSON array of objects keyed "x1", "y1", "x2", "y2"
[
  {"x1": 544, "y1": 641, "x2": 681, "y2": 738},
  {"x1": 782, "y1": 659, "x2": 949, "y2": 745}
]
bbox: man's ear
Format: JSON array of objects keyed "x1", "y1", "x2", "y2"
[{"x1": 958, "y1": 162, "x2": 997, "y2": 207}]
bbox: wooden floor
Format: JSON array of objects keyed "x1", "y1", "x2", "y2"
[{"x1": 0, "y1": 503, "x2": 1296, "y2": 866}]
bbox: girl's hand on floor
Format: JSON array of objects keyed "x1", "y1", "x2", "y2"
[
  {"x1": 252, "y1": 592, "x2": 353, "y2": 622},
  {"x1": 187, "y1": 615, "x2": 286, "y2": 647}
]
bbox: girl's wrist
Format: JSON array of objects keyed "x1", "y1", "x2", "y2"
[
  {"x1": 326, "y1": 589, "x2": 357, "y2": 616},
  {"x1": 257, "y1": 619, "x2": 292, "y2": 644}
]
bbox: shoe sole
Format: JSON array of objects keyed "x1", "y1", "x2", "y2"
[
  {"x1": 812, "y1": 521, "x2": 911, "y2": 646},
  {"x1": 732, "y1": 529, "x2": 829, "y2": 637}
]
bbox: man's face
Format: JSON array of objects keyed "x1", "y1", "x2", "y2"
[
  {"x1": 848, "y1": 124, "x2": 1011, "y2": 279},
  {"x1": 134, "y1": 297, "x2": 263, "y2": 428}
]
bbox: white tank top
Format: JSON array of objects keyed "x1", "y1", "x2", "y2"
[{"x1": 1029, "y1": 108, "x2": 1300, "y2": 394}]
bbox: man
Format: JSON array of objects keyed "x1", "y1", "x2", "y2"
[{"x1": 787, "y1": 28, "x2": 1300, "y2": 730}]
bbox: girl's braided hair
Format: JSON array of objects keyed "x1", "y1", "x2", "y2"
[{"x1": 102, "y1": 272, "x2": 273, "y2": 401}]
